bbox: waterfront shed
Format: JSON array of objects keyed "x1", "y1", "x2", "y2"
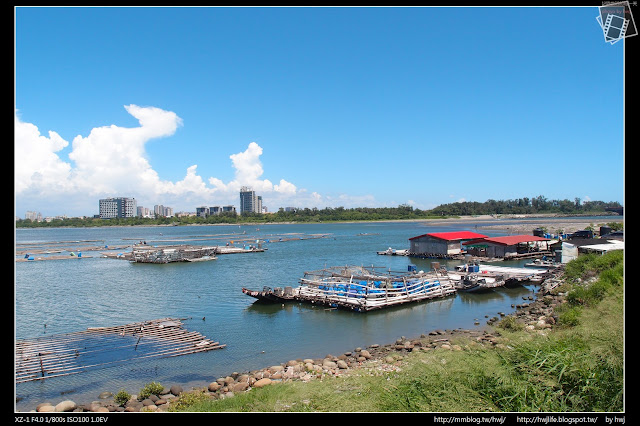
[
  {"x1": 462, "y1": 235, "x2": 551, "y2": 258},
  {"x1": 409, "y1": 231, "x2": 488, "y2": 258},
  {"x1": 551, "y1": 238, "x2": 624, "y2": 259}
]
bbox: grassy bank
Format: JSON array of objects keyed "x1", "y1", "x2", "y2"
[{"x1": 168, "y1": 251, "x2": 624, "y2": 413}]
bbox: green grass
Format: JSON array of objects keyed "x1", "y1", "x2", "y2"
[{"x1": 171, "y1": 251, "x2": 624, "y2": 412}]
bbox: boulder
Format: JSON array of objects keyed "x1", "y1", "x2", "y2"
[
  {"x1": 232, "y1": 382, "x2": 249, "y2": 393},
  {"x1": 253, "y1": 378, "x2": 272, "y2": 388},
  {"x1": 269, "y1": 365, "x2": 284, "y2": 373},
  {"x1": 322, "y1": 360, "x2": 337, "y2": 369},
  {"x1": 170, "y1": 385, "x2": 183, "y2": 396},
  {"x1": 55, "y1": 400, "x2": 77, "y2": 412},
  {"x1": 36, "y1": 403, "x2": 56, "y2": 412}
]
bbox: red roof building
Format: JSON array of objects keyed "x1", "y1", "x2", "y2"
[
  {"x1": 409, "y1": 231, "x2": 488, "y2": 241},
  {"x1": 409, "y1": 231, "x2": 488, "y2": 258},
  {"x1": 462, "y1": 235, "x2": 551, "y2": 259}
]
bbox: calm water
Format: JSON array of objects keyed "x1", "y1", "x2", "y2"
[{"x1": 15, "y1": 220, "x2": 552, "y2": 411}]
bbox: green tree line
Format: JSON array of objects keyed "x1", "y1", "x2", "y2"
[
  {"x1": 429, "y1": 196, "x2": 621, "y2": 216},
  {"x1": 15, "y1": 197, "x2": 622, "y2": 228}
]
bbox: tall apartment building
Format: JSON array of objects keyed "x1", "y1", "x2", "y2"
[
  {"x1": 25, "y1": 211, "x2": 42, "y2": 222},
  {"x1": 137, "y1": 206, "x2": 152, "y2": 218},
  {"x1": 154, "y1": 205, "x2": 173, "y2": 217},
  {"x1": 239, "y1": 186, "x2": 262, "y2": 214},
  {"x1": 99, "y1": 197, "x2": 137, "y2": 219},
  {"x1": 196, "y1": 206, "x2": 209, "y2": 218}
]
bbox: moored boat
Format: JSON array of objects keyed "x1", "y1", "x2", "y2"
[
  {"x1": 524, "y1": 258, "x2": 558, "y2": 269},
  {"x1": 242, "y1": 286, "x2": 297, "y2": 303},
  {"x1": 451, "y1": 273, "x2": 503, "y2": 292},
  {"x1": 377, "y1": 247, "x2": 408, "y2": 256}
]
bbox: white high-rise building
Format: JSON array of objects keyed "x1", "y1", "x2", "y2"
[
  {"x1": 239, "y1": 186, "x2": 262, "y2": 214},
  {"x1": 99, "y1": 197, "x2": 137, "y2": 219}
]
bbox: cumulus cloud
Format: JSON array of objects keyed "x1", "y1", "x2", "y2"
[
  {"x1": 15, "y1": 113, "x2": 72, "y2": 195},
  {"x1": 15, "y1": 105, "x2": 305, "y2": 216},
  {"x1": 226, "y1": 142, "x2": 298, "y2": 195},
  {"x1": 67, "y1": 104, "x2": 183, "y2": 195}
]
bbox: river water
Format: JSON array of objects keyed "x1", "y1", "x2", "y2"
[{"x1": 14, "y1": 219, "x2": 569, "y2": 411}]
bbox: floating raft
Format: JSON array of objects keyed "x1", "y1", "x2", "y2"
[
  {"x1": 15, "y1": 318, "x2": 225, "y2": 383},
  {"x1": 243, "y1": 265, "x2": 457, "y2": 312},
  {"x1": 105, "y1": 244, "x2": 264, "y2": 262},
  {"x1": 129, "y1": 245, "x2": 219, "y2": 263}
]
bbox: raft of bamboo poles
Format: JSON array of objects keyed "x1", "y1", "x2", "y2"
[
  {"x1": 243, "y1": 265, "x2": 457, "y2": 312},
  {"x1": 15, "y1": 318, "x2": 225, "y2": 383}
]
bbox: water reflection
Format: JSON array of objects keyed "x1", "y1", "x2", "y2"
[{"x1": 15, "y1": 221, "x2": 555, "y2": 411}]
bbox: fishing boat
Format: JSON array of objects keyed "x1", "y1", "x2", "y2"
[
  {"x1": 455, "y1": 263, "x2": 546, "y2": 287},
  {"x1": 242, "y1": 265, "x2": 457, "y2": 312},
  {"x1": 241, "y1": 286, "x2": 297, "y2": 303},
  {"x1": 377, "y1": 247, "x2": 408, "y2": 256},
  {"x1": 524, "y1": 258, "x2": 557, "y2": 269},
  {"x1": 184, "y1": 255, "x2": 217, "y2": 262},
  {"x1": 448, "y1": 272, "x2": 503, "y2": 292}
]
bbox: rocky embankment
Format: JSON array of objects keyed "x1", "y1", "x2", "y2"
[{"x1": 26, "y1": 284, "x2": 566, "y2": 413}]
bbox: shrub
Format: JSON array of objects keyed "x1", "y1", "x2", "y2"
[
  {"x1": 114, "y1": 389, "x2": 131, "y2": 406},
  {"x1": 138, "y1": 381, "x2": 164, "y2": 400},
  {"x1": 498, "y1": 316, "x2": 523, "y2": 331},
  {"x1": 167, "y1": 390, "x2": 212, "y2": 411},
  {"x1": 557, "y1": 305, "x2": 582, "y2": 327}
]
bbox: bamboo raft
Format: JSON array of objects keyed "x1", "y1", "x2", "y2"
[
  {"x1": 243, "y1": 265, "x2": 457, "y2": 312},
  {"x1": 15, "y1": 318, "x2": 225, "y2": 383}
]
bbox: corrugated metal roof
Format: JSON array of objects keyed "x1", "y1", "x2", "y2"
[
  {"x1": 578, "y1": 240, "x2": 624, "y2": 252},
  {"x1": 464, "y1": 235, "x2": 550, "y2": 246},
  {"x1": 409, "y1": 231, "x2": 488, "y2": 241}
]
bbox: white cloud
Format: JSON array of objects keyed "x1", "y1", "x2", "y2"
[
  {"x1": 15, "y1": 113, "x2": 72, "y2": 195},
  {"x1": 14, "y1": 105, "x2": 311, "y2": 216},
  {"x1": 67, "y1": 104, "x2": 183, "y2": 195},
  {"x1": 274, "y1": 179, "x2": 297, "y2": 194}
]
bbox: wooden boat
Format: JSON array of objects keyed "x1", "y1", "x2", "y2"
[
  {"x1": 184, "y1": 255, "x2": 217, "y2": 262},
  {"x1": 242, "y1": 286, "x2": 297, "y2": 303},
  {"x1": 524, "y1": 259, "x2": 557, "y2": 269},
  {"x1": 450, "y1": 273, "x2": 503, "y2": 292},
  {"x1": 455, "y1": 263, "x2": 546, "y2": 286},
  {"x1": 377, "y1": 247, "x2": 408, "y2": 256}
]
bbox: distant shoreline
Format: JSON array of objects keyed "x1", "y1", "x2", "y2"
[{"x1": 15, "y1": 213, "x2": 623, "y2": 231}]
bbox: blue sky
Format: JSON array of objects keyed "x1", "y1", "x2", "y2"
[{"x1": 15, "y1": 6, "x2": 625, "y2": 217}]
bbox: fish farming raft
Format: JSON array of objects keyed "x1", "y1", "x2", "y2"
[
  {"x1": 130, "y1": 245, "x2": 219, "y2": 263},
  {"x1": 243, "y1": 265, "x2": 457, "y2": 312},
  {"x1": 15, "y1": 318, "x2": 225, "y2": 383}
]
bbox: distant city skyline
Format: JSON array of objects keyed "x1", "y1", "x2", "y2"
[{"x1": 15, "y1": 7, "x2": 625, "y2": 217}]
